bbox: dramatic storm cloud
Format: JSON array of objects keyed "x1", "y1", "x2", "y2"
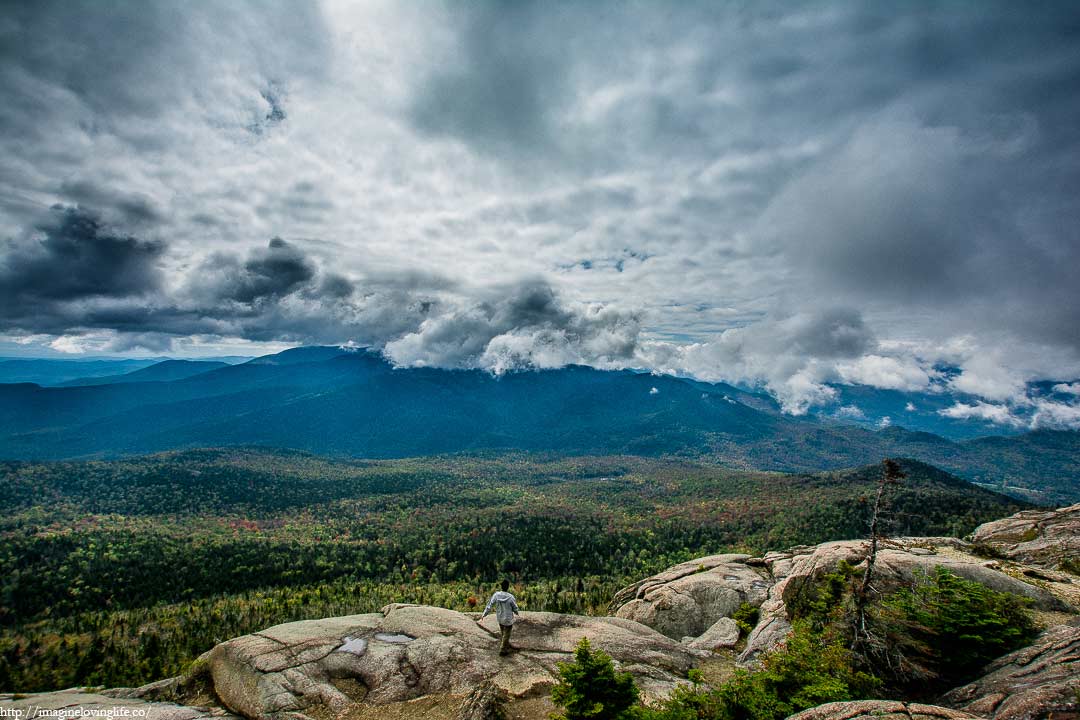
[{"x1": 2, "y1": 1, "x2": 1079, "y2": 423}]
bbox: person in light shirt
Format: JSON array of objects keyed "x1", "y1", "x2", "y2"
[{"x1": 478, "y1": 579, "x2": 520, "y2": 655}]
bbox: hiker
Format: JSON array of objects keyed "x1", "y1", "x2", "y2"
[{"x1": 478, "y1": 579, "x2": 520, "y2": 655}]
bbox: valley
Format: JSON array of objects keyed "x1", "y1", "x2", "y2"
[{"x1": 0, "y1": 450, "x2": 1027, "y2": 691}]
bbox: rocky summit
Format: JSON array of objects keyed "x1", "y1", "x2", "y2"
[
  {"x1": 205, "y1": 604, "x2": 699, "y2": 718},
  {"x1": 610, "y1": 533, "x2": 1072, "y2": 666},
  {"x1": 3, "y1": 504, "x2": 1077, "y2": 720},
  {"x1": 969, "y1": 502, "x2": 1080, "y2": 568}
]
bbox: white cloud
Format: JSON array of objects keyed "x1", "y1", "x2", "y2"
[
  {"x1": 639, "y1": 308, "x2": 868, "y2": 414},
  {"x1": 1052, "y1": 382, "x2": 1080, "y2": 396},
  {"x1": 905, "y1": 402, "x2": 916, "y2": 412},
  {"x1": 949, "y1": 356, "x2": 1028, "y2": 402},
  {"x1": 1030, "y1": 400, "x2": 1080, "y2": 429},
  {"x1": 938, "y1": 391, "x2": 1080, "y2": 431},
  {"x1": 939, "y1": 402, "x2": 1025, "y2": 427},
  {"x1": 835, "y1": 405, "x2": 865, "y2": 420},
  {"x1": 48, "y1": 335, "x2": 102, "y2": 355},
  {"x1": 836, "y1": 354, "x2": 931, "y2": 391},
  {"x1": 774, "y1": 368, "x2": 838, "y2": 415}
]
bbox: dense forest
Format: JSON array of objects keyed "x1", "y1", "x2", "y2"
[{"x1": 0, "y1": 450, "x2": 1027, "y2": 691}]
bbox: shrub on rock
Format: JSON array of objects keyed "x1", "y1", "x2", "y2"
[
  {"x1": 866, "y1": 565, "x2": 1039, "y2": 694},
  {"x1": 551, "y1": 638, "x2": 640, "y2": 720}
]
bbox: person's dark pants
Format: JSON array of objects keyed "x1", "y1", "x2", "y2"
[{"x1": 499, "y1": 623, "x2": 513, "y2": 655}]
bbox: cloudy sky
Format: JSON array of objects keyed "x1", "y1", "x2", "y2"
[{"x1": 2, "y1": 1, "x2": 1079, "y2": 423}]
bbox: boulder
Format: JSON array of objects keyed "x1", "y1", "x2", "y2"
[
  {"x1": 687, "y1": 617, "x2": 740, "y2": 652},
  {"x1": 939, "y1": 620, "x2": 1080, "y2": 720},
  {"x1": 969, "y1": 502, "x2": 1080, "y2": 570},
  {"x1": 612, "y1": 553, "x2": 770, "y2": 640},
  {"x1": 208, "y1": 613, "x2": 382, "y2": 719},
  {"x1": 787, "y1": 700, "x2": 980, "y2": 720},
  {"x1": 204, "y1": 605, "x2": 700, "y2": 720}
]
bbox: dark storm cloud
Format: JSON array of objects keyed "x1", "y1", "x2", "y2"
[
  {"x1": 0, "y1": 204, "x2": 636, "y2": 369},
  {"x1": 409, "y1": 1, "x2": 1080, "y2": 192},
  {"x1": 0, "y1": 208, "x2": 340, "y2": 340},
  {"x1": 316, "y1": 274, "x2": 355, "y2": 300},
  {"x1": 0, "y1": 206, "x2": 165, "y2": 311},
  {"x1": 196, "y1": 238, "x2": 317, "y2": 304},
  {"x1": 783, "y1": 308, "x2": 874, "y2": 360},
  {"x1": 761, "y1": 110, "x2": 1080, "y2": 352}
]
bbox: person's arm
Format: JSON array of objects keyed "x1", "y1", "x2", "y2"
[
  {"x1": 511, "y1": 596, "x2": 520, "y2": 615},
  {"x1": 480, "y1": 594, "x2": 495, "y2": 620}
]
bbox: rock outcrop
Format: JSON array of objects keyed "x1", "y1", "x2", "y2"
[
  {"x1": 455, "y1": 680, "x2": 509, "y2": 720},
  {"x1": 969, "y1": 502, "x2": 1080, "y2": 570},
  {"x1": 938, "y1": 620, "x2": 1080, "y2": 720},
  {"x1": 736, "y1": 537, "x2": 1073, "y2": 666},
  {"x1": 204, "y1": 604, "x2": 699, "y2": 720},
  {"x1": 608, "y1": 515, "x2": 1077, "y2": 669},
  {"x1": 787, "y1": 700, "x2": 980, "y2": 720},
  {"x1": 611, "y1": 553, "x2": 770, "y2": 640}
]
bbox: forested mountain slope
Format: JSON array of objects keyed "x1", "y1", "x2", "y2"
[{"x1": 0, "y1": 347, "x2": 1076, "y2": 503}]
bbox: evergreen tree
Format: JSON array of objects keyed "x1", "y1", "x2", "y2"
[{"x1": 551, "y1": 638, "x2": 639, "y2": 720}]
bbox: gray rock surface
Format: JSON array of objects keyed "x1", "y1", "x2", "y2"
[
  {"x1": 970, "y1": 502, "x2": 1080, "y2": 570},
  {"x1": 205, "y1": 604, "x2": 701, "y2": 719},
  {"x1": 611, "y1": 553, "x2": 770, "y2": 640},
  {"x1": 787, "y1": 700, "x2": 980, "y2": 720},
  {"x1": 455, "y1": 680, "x2": 509, "y2": 720},
  {"x1": 687, "y1": 617, "x2": 740, "y2": 651},
  {"x1": 939, "y1": 620, "x2": 1080, "y2": 720}
]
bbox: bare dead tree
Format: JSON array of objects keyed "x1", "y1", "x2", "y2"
[{"x1": 851, "y1": 458, "x2": 906, "y2": 652}]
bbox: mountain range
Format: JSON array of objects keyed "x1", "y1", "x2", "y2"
[{"x1": 0, "y1": 346, "x2": 1077, "y2": 504}]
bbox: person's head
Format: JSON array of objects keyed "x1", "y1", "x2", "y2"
[{"x1": 500, "y1": 579, "x2": 510, "y2": 591}]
